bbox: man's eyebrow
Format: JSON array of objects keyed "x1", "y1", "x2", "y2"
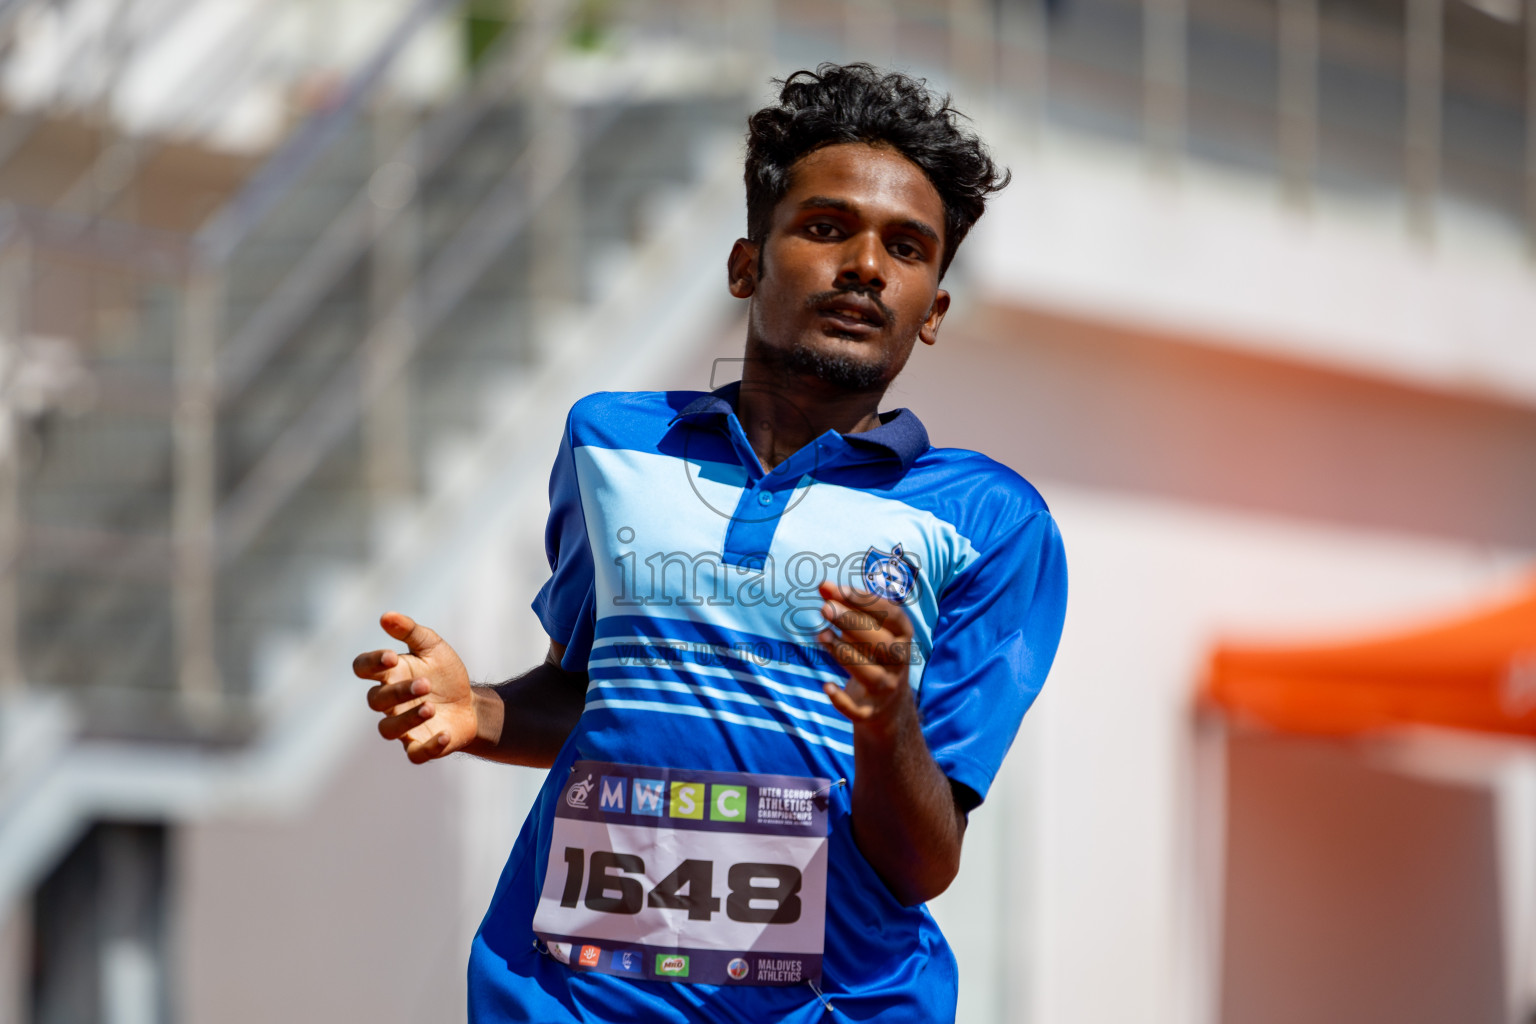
[
  {"x1": 796, "y1": 196, "x2": 942, "y2": 245},
  {"x1": 797, "y1": 195, "x2": 856, "y2": 213},
  {"x1": 892, "y1": 217, "x2": 941, "y2": 245}
]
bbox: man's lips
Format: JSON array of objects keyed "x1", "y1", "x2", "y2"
[{"x1": 815, "y1": 297, "x2": 887, "y2": 329}]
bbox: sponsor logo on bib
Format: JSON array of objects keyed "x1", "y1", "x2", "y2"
[
  {"x1": 631, "y1": 778, "x2": 666, "y2": 816},
  {"x1": 598, "y1": 776, "x2": 627, "y2": 812},
  {"x1": 578, "y1": 945, "x2": 602, "y2": 968},
  {"x1": 710, "y1": 784, "x2": 746, "y2": 822},
  {"x1": 565, "y1": 774, "x2": 595, "y2": 809},
  {"x1": 755, "y1": 957, "x2": 804, "y2": 982},
  {"x1": 726, "y1": 958, "x2": 750, "y2": 981},
  {"x1": 669, "y1": 782, "x2": 705, "y2": 819},
  {"x1": 656, "y1": 954, "x2": 689, "y2": 977}
]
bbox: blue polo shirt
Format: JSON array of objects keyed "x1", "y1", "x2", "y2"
[{"x1": 469, "y1": 385, "x2": 1067, "y2": 1023}]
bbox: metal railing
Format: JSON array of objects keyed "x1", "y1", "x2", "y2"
[
  {"x1": 0, "y1": 0, "x2": 763, "y2": 733},
  {"x1": 46, "y1": 0, "x2": 288, "y2": 226},
  {"x1": 169, "y1": 0, "x2": 461, "y2": 712},
  {"x1": 768, "y1": 0, "x2": 1531, "y2": 248},
  {"x1": 0, "y1": 0, "x2": 464, "y2": 725}
]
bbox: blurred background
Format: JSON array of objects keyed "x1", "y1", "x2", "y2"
[{"x1": 0, "y1": 0, "x2": 1531, "y2": 1021}]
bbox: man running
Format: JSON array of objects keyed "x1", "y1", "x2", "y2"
[{"x1": 354, "y1": 62, "x2": 1067, "y2": 1022}]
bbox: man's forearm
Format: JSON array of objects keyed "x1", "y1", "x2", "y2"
[
  {"x1": 463, "y1": 661, "x2": 587, "y2": 768},
  {"x1": 849, "y1": 697, "x2": 966, "y2": 906}
]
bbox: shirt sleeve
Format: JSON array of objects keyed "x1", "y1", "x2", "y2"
[
  {"x1": 531, "y1": 412, "x2": 596, "y2": 673},
  {"x1": 918, "y1": 509, "x2": 1068, "y2": 804}
]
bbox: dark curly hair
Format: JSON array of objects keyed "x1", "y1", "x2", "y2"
[{"x1": 745, "y1": 63, "x2": 1009, "y2": 278}]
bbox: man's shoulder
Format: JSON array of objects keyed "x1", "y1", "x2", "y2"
[
  {"x1": 563, "y1": 390, "x2": 708, "y2": 447},
  {"x1": 904, "y1": 445, "x2": 1053, "y2": 541}
]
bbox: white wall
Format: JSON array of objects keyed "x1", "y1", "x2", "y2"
[
  {"x1": 1057, "y1": 486, "x2": 1520, "y2": 1024},
  {"x1": 901, "y1": 280, "x2": 1535, "y2": 1023},
  {"x1": 930, "y1": 480, "x2": 1530, "y2": 1024},
  {"x1": 966, "y1": 127, "x2": 1536, "y2": 410},
  {"x1": 916, "y1": 119, "x2": 1536, "y2": 1022}
]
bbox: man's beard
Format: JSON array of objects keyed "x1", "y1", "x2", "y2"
[
  {"x1": 772, "y1": 340, "x2": 891, "y2": 392},
  {"x1": 759, "y1": 286, "x2": 903, "y2": 392}
]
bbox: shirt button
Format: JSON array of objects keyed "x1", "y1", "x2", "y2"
[{"x1": 757, "y1": 491, "x2": 773, "y2": 506}]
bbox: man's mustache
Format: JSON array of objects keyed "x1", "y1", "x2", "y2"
[{"x1": 805, "y1": 286, "x2": 897, "y2": 327}]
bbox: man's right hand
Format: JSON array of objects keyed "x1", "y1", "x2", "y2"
[{"x1": 354, "y1": 611, "x2": 478, "y2": 764}]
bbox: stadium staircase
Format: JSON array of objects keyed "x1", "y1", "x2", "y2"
[{"x1": 0, "y1": 0, "x2": 758, "y2": 913}]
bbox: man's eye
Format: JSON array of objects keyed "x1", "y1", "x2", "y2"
[
  {"x1": 890, "y1": 242, "x2": 921, "y2": 259},
  {"x1": 807, "y1": 222, "x2": 840, "y2": 238}
]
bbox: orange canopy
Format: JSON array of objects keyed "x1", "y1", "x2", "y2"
[{"x1": 1203, "y1": 577, "x2": 1536, "y2": 739}]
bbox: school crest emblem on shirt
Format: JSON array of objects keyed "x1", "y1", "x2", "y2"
[{"x1": 863, "y1": 543, "x2": 916, "y2": 602}]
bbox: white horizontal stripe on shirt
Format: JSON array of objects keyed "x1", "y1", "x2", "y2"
[
  {"x1": 587, "y1": 653, "x2": 841, "y2": 707},
  {"x1": 586, "y1": 675, "x2": 853, "y2": 734},
  {"x1": 582, "y1": 697, "x2": 856, "y2": 756},
  {"x1": 591, "y1": 634, "x2": 847, "y2": 687}
]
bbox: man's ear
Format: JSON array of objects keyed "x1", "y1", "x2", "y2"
[
  {"x1": 727, "y1": 239, "x2": 758, "y2": 298},
  {"x1": 918, "y1": 289, "x2": 950, "y2": 346}
]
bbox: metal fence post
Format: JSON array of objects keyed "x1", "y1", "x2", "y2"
[
  {"x1": 365, "y1": 101, "x2": 420, "y2": 500},
  {"x1": 1277, "y1": 0, "x2": 1318, "y2": 211},
  {"x1": 528, "y1": 0, "x2": 578, "y2": 349},
  {"x1": 1002, "y1": 0, "x2": 1052, "y2": 149},
  {"x1": 754, "y1": 0, "x2": 778, "y2": 74},
  {"x1": 173, "y1": 262, "x2": 223, "y2": 710},
  {"x1": 1145, "y1": 0, "x2": 1187, "y2": 177},
  {"x1": 844, "y1": 0, "x2": 896, "y2": 71},
  {"x1": 1405, "y1": 0, "x2": 1442, "y2": 243},
  {"x1": 0, "y1": 235, "x2": 28, "y2": 696},
  {"x1": 1526, "y1": 0, "x2": 1536, "y2": 259},
  {"x1": 948, "y1": 0, "x2": 995, "y2": 99}
]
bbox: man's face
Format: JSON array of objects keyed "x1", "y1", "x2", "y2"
[{"x1": 730, "y1": 142, "x2": 950, "y2": 393}]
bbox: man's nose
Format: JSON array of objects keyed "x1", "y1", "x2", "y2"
[{"x1": 837, "y1": 232, "x2": 885, "y2": 290}]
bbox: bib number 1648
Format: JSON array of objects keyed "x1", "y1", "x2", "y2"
[{"x1": 558, "y1": 847, "x2": 802, "y2": 925}]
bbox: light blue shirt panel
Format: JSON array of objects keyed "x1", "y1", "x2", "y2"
[
  {"x1": 571, "y1": 445, "x2": 983, "y2": 700},
  {"x1": 573, "y1": 445, "x2": 826, "y2": 653},
  {"x1": 757, "y1": 477, "x2": 982, "y2": 699}
]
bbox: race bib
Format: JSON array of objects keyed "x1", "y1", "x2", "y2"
[{"x1": 533, "y1": 760, "x2": 830, "y2": 986}]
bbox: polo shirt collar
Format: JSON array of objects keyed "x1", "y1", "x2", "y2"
[{"x1": 670, "y1": 381, "x2": 929, "y2": 472}]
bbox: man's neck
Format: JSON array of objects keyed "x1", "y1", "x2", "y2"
[{"x1": 735, "y1": 365, "x2": 885, "y2": 471}]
